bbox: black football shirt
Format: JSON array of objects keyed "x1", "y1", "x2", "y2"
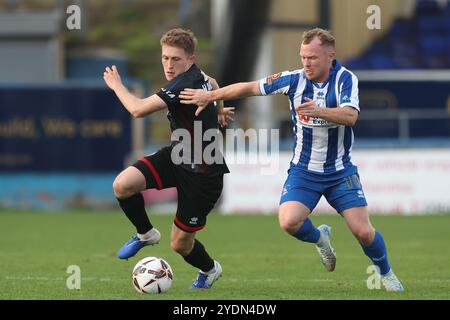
[{"x1": 156, "y1": 64, "x2": 229, "y2": 175}]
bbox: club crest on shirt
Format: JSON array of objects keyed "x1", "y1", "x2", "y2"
[{"x1": 266, "y1": 72, "x2": 282, "y2": 85}]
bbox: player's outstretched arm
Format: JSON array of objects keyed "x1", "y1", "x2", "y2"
[
  {"x1": 103, "y1": 65, "x2": 167, "y2": 118},
  {"x1": 179, "y1": 81, "x2": 261, "y2": 116}
]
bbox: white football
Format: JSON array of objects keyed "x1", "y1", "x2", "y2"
[{"x1": 132, "y1": 256, "x2": 174, "y2": 294}]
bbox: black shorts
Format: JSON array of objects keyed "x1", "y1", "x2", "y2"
[{"x1": 132, "y1": 146, "x2": 224, "y2": 233}]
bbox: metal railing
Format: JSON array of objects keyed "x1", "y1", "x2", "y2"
[{"x1": 357, "y1": 109, "x2": 450, "y2": 141}]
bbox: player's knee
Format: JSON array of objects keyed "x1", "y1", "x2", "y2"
[
  {"x1": 278, "y1": 203, "x2": 309, "y2": 234},
  {"x1": 354, "y1": 228, "x2": 375, "y2": 245},
  {"x1": 278, "y1": 209, "x2": 303, "y2": 234},
  {"x1": 278, "y1": 213, "x2": 303, "y2": 234},
  {"x1": 113, "y1": 176, "x2": 136, "y2": 199},
  {"x1": 170, "y1": 238, "x2": 191, "y2": 256}
]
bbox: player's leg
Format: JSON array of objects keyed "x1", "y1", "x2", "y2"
[
  {"x1": 114, "y1": 147, "x2": 175, "y2": 259},
  {"x1": 279, "y1": 174, "x2": 336, "y2": 271},
  {"x1": 342, "y1": 206, "x2": 404, "y2": 292},
  {"x1": 326, "y1": 172, "x2": 403, "y2": 291},
  {"x1": 341, "y1": 206, "x2": 374, "y2": 245},
  {"x1": 279, "y1": 201, "x2": 317, "y2": 240},
  {"x1": 170, "y1": 225, "x2": 221, "y2": 289},
  {"x1": 113, "y1": 166, "x2": 153, "y2": 234},
  {"x1": 172, "y1": 171, "x2": 224, "y2": 289}
]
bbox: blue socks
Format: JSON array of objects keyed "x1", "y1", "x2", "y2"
[
  {"x1": 293, "y1": 218, "x2": 321, "y2": 243},
  {"x1": 294, "y1": 222, "x2": 391, "y2": 276},
  {"x1": 361, "y1": 231, "x2": 391, "y2": 275}
]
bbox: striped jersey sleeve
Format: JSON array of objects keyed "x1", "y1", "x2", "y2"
[
  {"x1": 259, "y1": 71, "x2": 298, "y2": 96},
  {"x1": 337, "y1": 69, "x2": 359, "y2": 111}
]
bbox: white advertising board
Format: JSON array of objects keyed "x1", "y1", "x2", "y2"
[{"x1": 220, "y1": 149, "x2": 450, "y2": 215}]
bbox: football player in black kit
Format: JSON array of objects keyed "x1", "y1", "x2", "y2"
[{"x1": 103, "y1": 28, "x2": 234, "y2": 289}]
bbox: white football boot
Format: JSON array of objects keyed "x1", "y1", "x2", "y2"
[
  {"x1": 381, "y1": 270, "x2": 404, "y2": 292},
  {"x1": 315, "y1": 225, "x2": 337, "y2": 272}
]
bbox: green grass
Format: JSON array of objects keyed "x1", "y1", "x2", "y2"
[{"x1": 0, "y1": 210, "x2": 449, "y2": 300}]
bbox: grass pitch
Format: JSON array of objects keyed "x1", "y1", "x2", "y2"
[{"x1": 1, "y1": 210, "x2": 449, "y2": 300}]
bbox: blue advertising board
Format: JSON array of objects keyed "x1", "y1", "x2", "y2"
[{"x1": 0, "y1": 85, "x2": 131, "y2": 172}]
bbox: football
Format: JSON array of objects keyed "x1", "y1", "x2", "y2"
[{"x1": 132, "y1": 256, "x2": 174, "y2": 294}]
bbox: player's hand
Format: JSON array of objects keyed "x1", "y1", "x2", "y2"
[
  {"x1": 179, "y1": 88, "x2": 212, "y2": 116},
  {"x1": 218, "y1": 107, "x2": 235, "y2": 128},
  {"x1": 103, "y1": 65, "x2": 123, "y2": 91},
  {"x1": 295, "y1": 97, "x2": 321, "y2": 117}
]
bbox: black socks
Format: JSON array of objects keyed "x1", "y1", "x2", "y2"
[
  {"x1": 183, "y1": 239, "x2": 215, "y2": 273},
  {"x1": 118, "y1": 194, "x2": 214, "y2": 273},
  {"x1": 117, "y1": 193, "x2": 152, "y2": 234}
]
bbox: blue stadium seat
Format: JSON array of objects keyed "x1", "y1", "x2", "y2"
[
  {"x1": 444, "y1": 15, "x2": 450, "y2": 35},
  {"x1": 420, "y1": 35, "x2": 448, "y2": 68},
  {"x1": 422, "y1": 55, "x2": 447, "y2": 68},
  {"x1": 392, "y1": 40, "x2": 422, "y2": 69},
  {"x1": 369, "y1": 40, "x2": 392, "y2": 56},
  {"x1": 368, "y1": 55, "x2": 400, "y2": 69},
  {"x1": 415, "y1": 0, "x2": 442, "y2": 16},
  {"x1": 392, "y1": 40, "x2": 418, "y2": 58},
  {"x1": 417, "y1": 15, "x2": 446, "y2": 35},
  {"x1": 446, "y1": 1, "x2": 450, "y2": 15},
  {"x1": 389, "y1": 18, "x2": 415, "y2": 39},
  {"x1": 345, "y1": 57, "x2": 370, "y2": 70},
  {"x1": 447, "y1": 35, "x2": 450, "y2": 54},
  {"x1": 419, "y1": 35, "x2": 446, "y2": 55},
  {"x1": 344, "y1": 1, "x2": 449, "y2": 70}
]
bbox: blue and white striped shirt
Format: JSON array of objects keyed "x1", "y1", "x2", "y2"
[{"x1": 259, "y1": 60, "x2": 359, "y2": 174}]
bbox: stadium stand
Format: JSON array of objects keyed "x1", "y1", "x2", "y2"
[{"x1": 346, "y1": 0, "x2": 450, "y2": 69}]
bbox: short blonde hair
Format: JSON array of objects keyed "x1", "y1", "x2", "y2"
[
  {"x1": 302, "y1": 28, "x2": 335, "y2": 48},
  {"x1": 160, "y1": 28, "x2": 197, "y2": 55}
]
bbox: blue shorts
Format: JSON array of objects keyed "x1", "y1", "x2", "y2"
[{"x1": 279, "y1": 165, "x2": 368, "y2": 213}]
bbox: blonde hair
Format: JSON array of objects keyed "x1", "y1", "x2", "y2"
[
  {"x1": 302, "y1": 28, "x2": 335, "y2": 48},
  {"x1": 160, "y1": 28, "x2": 197, "y2": 55}
]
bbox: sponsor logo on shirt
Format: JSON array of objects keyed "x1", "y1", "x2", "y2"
[
  {"x1": 266, "y1": 72, "x2": 282, "y2": 85},
  {"x1": 161, "y1": 88, "x2": 176, "y2": 99}
]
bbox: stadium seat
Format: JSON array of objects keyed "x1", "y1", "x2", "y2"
[
  {"x1": 345, "y1": 57, "x2": 370, "y2": 70},
  {"x1": 417, "y1": 15, "x2": 446, "y2": 35},
  {"x1": 392, "y1": 40, "x2": 417, "y2": 57},
  {"x1": 420, "y1": 33, "x2": 448, "y2": 67},
  {"x1": 369, "y1": 40, "x2": 392, "y2": 56},
  {"x1": 368, "y1": 55, "x2": 400, "y2": 69},
  {"x1": 389, "y1": 18, "x2": 415, "y2": 39},
  {"x1": 446, "y1": 35, "x2": 450, "y2": 54},
  {"x1": 415, "y1": 0, "x2": 442, "y2": 16},
  {"x1": 423, "y1": 55, "x2": 448, "y2": 68},
  {"x1": 444, "y1": 16, "x2": 450, "y2": 35},
  {"x1": 419, "y1": 35, "x2": 446, "y2": 55},
  {"x1": 343, "y1": 1, "x2": 449, "y2": 70}
]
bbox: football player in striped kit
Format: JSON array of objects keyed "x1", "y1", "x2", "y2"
[{"x1": 180, "y1": 28, "x2": 403, "y2": 292}]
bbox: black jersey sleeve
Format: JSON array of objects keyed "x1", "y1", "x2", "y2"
[
  {"x1": 156, "y1": 86, "x2": 181, "y2": 107},
  {"x1": 156, "y1": 74, "x2": 195, "y2": 108}
]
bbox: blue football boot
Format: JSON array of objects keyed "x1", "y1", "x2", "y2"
[
  {"x1": 117, "y1": 228, "x2": 161, "y2": 259},
  {"x1": 191, "y1": 260, "x2": 222, "y2": 289}
]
